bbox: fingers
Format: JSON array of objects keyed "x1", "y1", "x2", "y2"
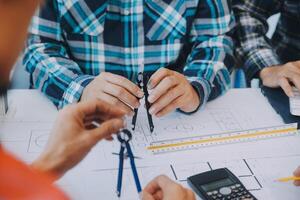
[
  {"x1": 294, "y1": 180, "x2": 300, "y2": 186},
  {"x1": 277, "y1": 62, "x2": 300, "y2": 96},
  {"x1": 151, "y1": 175, "x2": 195, "y2": 200},
  {"x1": 285, "y1": 62, "x2": 300, "y2": 75},
  {"x1": 149, "y1": 86, "x2": 183, "y2": 116},
  {"x1": 260, "y1": 63, "x2": 300, "y2": 95},
  {"x1": 75, "y1": 99, "x2": 126, "y2": 119},
  {"x1": 144, "y1": 175, "x2": 196, "y2": 200},
  {"x1": 285, "y1": 71, "x2": 300, "y2": 93},
  {"x1": 86, "y1": 118, "x2": 125, "y2": 146},
  {"x1": 152, "y1": 190, "x2": 163, "y2": 200},
  {"x1": 278, "y1": 77, "x2": 293, "y2": 97},
  {"x1": 144, "y1": 175, "x2": 175, "y2": 194},
  {"x1": 148, "y1": 68, "x2": 172, "y2": 90},
  {"x1": 293, "y1": 166, "x2": 300, "y2": 186},
  {"x1": 141, "y1": 191, "x2": 156, "y2": 200},
  {"x1": 155, "y1": 97, "x2": 181, "y2": 117},
  {"x1": 186, "y1": 189, "x2": 196, "y2": 200},
  {"x1": 294, "y1": 166, "x2": 300, "y2": 176},
  {"x1": 102, "y1": 81, "x2": 140, "y2": 108},
  {"x1": 103, "y1": 72, "x2": 144, "y2": 98},
  {"x1": 148, "y1": 75, "x2": 179, "y2": 104},
  {"x1": 144, "y1": 175, "x2": 169, "y2": 195},
  {"x1": 98, "y1": 93, "x2": 134, "y2": 115}
]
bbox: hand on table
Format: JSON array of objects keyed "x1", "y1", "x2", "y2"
[
  {"x1": 81, "y1": 72, "x2": 144, "y2": 115},
  {"x1": 259, "y1": 61, "x2": 300, "y2": 97},
  {"x1": 147, "y1": 68, "x2": 200, "y2": 117},
  {"x1": 32, "y1": 99, "x2": 125, "y2": 178},
  {"x1": 293, "y1": 166, "x2": 300, "y2": 186},
  {"x1": 142, "y1": 175, "x2": 195, "y2": 200}
]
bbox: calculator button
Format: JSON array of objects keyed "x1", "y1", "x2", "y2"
[
  {"x1": 231, "y1": 185, "x2": 236, "y2": 189},
  {"x1": 217, "y1": 194, "x2": 222, "y2": 198},
  {"x1": 213, "y1": 191, "x2": 218, "y2": 195},
  {"x1": 207, "y1": 192, "x2": 213, "y2": 196},
  {"x1": 235, "y1": 184, "x2": 241, "y2": 187},
  {"x1": 219, "y1": 187, "x2": 232, "y2": 195}
]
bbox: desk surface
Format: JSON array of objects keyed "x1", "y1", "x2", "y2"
[{"x1": 1, "y1": 89, "x2": 300, "y2": 200}]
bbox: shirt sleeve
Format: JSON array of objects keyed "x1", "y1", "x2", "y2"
[
  {"x1": 183, "y1": 0, "x2": 235, "y2": 112},
  {"x1": 23, "y1": 0, "x2": 94, "y2": 109},
  {"x1": 232, "y1": 0, "x2": 283, "y2": 80}
]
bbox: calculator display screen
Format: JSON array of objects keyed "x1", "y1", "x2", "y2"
[{"x1": 200, "y1": 178, "x2": 234, "y2": 192}]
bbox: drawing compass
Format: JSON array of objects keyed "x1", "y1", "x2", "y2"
[
  {"x1": 131, "y1": 72, "x2": 154, "y2": 133},
  {"x1": 116, "y1": 129, "x2": 142, "y2": 197}
]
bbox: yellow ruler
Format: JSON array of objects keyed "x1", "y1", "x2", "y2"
[{"x1": 148, "y1": 123, "x2": 298, "y2": 154}]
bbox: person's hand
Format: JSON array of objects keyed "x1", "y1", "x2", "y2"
[
  {"x1": 147, "y1": 68, "x2": 200, "y2": 117},
  {"x1": 293, "y1": 166, "x2": 300, "y2": 186},
  {"x1": 142, "y1": 175, "x2": 195, "y2": 200},
  {"x1": 31, "y1": 99, "x2": 125, "y2": 178},
  {"x1": 81, "y1": 72, "x2": 144, "y2": 115},
  {"x1": 259, "y1": 61, "x2": 300, "y2": 97}
]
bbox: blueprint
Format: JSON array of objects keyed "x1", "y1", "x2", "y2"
[{"x1": 1, "y1": 89, "x2": 300, "y2": 200}]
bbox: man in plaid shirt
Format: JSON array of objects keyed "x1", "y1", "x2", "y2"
[
  {"x1": 24, "y1": 0, "x2": 234, "y2": 117},
  {"x1": 233, "y1": 0, "x2": 300, "y2": 96}
]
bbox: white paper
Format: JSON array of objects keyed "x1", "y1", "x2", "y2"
[
  {"x1": 290, "y1": 88, "x2": 300, "y2": 116},
  {"x1": 0, "y1": 93, "x2": 8, "y2": 116},
  {"x1": 2, "y1": 89, "x2": 300, "y2": 200}
]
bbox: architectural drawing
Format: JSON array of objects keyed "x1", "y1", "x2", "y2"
[{"x1": 28, "y1": 130, "x2": 50, "y2": 153}]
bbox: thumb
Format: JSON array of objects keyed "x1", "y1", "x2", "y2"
[
  {"x1": 279, "y1": 78, "x2": 293, "y2": 97},
  {"x1": 86, "y1": 118, "x2": 124, "y2": 145}
]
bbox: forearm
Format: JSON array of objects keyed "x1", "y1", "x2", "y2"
[
  {"x1": 184, "y1": 34, "x2": 234, "y2": 111},
  {"x1": 31, "y1": 153, "x2": 65, "y2": 181},
  {"x1": 23, "y1": 38, "x2": 95, "y2": 108},
  {"x1": 233, "y1": 0, "x2": 283, "y2": 80},
  {"x1": 181, "y1": 0, "x2": 234, "y2": 111}
]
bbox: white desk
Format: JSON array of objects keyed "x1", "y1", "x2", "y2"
[{"x1": 1, "y1": 89, "x2": 300, "y2": 200}]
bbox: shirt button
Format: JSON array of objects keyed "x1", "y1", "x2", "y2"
[
  {"x1": 124, "y1": 9, "x2": 130, "y2": 15},
  {"x1": 125, "y1": 48, "x2": 130, "y2": 53}
]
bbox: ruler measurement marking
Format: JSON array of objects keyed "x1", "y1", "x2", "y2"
[{"x1": 148, "y1": 125, "x2": 297, "y2": 151}]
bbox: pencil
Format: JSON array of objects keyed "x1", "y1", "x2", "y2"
[{"x1": 277, "y1": 176, "x2": 300, "y2": 182}]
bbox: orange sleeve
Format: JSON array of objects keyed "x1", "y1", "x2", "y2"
[{"x1": 0, "y1": 146, "x2": 69, "y2": 200}]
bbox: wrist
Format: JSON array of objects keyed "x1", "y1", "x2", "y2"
[
  {"x1": 259, "y1": 67, "x2": 269, "y2": 80},
  {"x1": 259, "y1": 65, "x2": 280, "y2": 80},
  {"x1": 180, "y1": 86, "x2": 200, "y2": 113},
  {"x1": 81, "y1": 83, "x2": 92, "y2": 102},
  {"x1": 31, "y1": 152, "x2": 65, "y2": 179},
  {"x1": 81, "y1": 87, "x2": 89, "y2": 102}
]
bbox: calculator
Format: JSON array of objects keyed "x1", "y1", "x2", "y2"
[{"x1": 187, "y1": 168, "x2": 257, "y2": 200}]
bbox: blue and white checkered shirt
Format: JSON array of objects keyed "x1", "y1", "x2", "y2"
[{"x1": 24, "y1": 0, "x2": 235, "y2": 110}]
